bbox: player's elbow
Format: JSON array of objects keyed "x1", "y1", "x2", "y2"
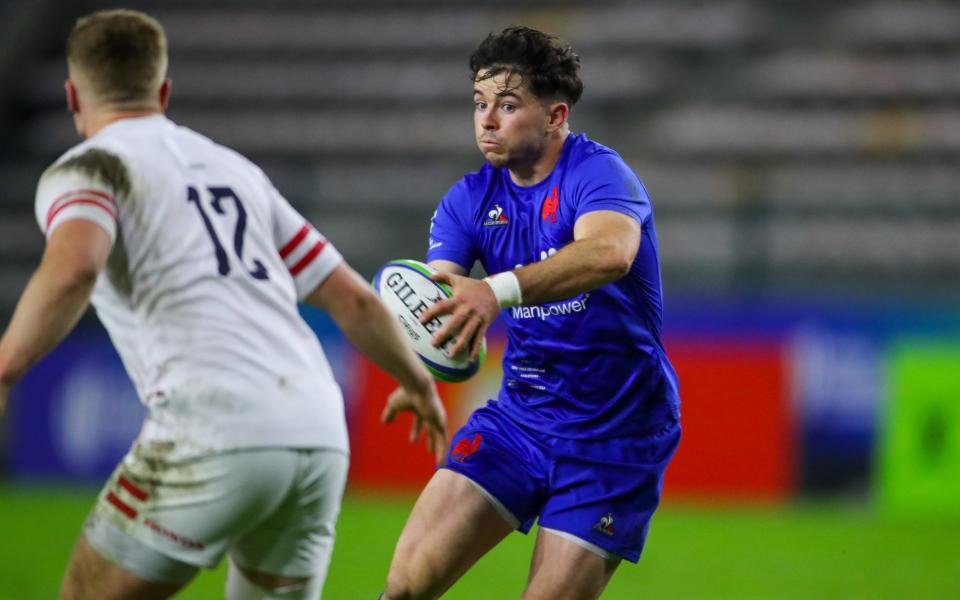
[
  {"x1": 323, "y1": 286, "x2": 380, "y2": 326},
  {"x1": 67, "y1": 256, "x2": 104, "y2": 290},
  {"x1": 343, "y1": 286, "x2": 382, "y2": 320},
  {"x1": 609, "y1": 254, "x2": 633, "y2": 279},
  {"x1": 306, "y1": 263, "x2": 380, "y2": 319},
  {"x1": 43, "y1": 252, "x2": 102, "y2": 294},
  {"x1": 597, "y1": 242, "x2": 634, "y2": 281},
  {"x1": 70, "y1": 260, "x2": 103, "y2": 287}
]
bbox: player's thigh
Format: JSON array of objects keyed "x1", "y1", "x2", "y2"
[
  {"x1": 538, "y1": 421, "x2": 681, "y2": 564},
  {"x1": 386, "y1": 403, "x2": 552, "y2": 598},
  {"x1": 60, "y1": 535, "x2": 190, "y2": 600},
  {"x1": 385, "y1": 469, "x2": 515, "y2": 599},
  {"x1": 230, "y1": 449, "x2": 349, "y2": 590},
  {"x1": 522, "y1": 528, "x2": 620, "y2": 600}
]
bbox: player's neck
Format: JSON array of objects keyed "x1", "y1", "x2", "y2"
[
  {"x1": 508, "y1": 129, "x2": 570, "y2": 187},
  {"x1": 81, "y1": 107, "x2": 164, "y2": 139}
]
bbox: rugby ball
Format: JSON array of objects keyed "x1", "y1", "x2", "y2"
[{"x1": 372, "y1": 259, "x2": 485, "y2": 383}]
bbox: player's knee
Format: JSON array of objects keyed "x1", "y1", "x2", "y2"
[
  {"x1": 226, "y1": 565, "x2": 317, "y2": 600},
  {"x1": 383, "y1": 570, "x2": 433, "y2": 600},
  {"x1": 382, "y1": 571, "x2": 413, "y2": 600}
]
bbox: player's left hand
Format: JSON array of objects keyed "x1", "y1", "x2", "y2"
[
  {"x1": 381, "y1": 382, "x2": 448, "y2": 465},
  {"x1": 420, "y1": 272, "x2": 499, "y2": 362}
]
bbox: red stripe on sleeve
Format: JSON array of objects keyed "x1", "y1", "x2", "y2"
[
  {"x1": 106, "y1": 491, "x2": 138, "y2": 519},
  {"x1": 118, "y1": 475, "x2": 149, "y2": 501},
  {"x1": 289, "y1": 240, "x2": 327, "y2": 276},
  {"x1": 279, "y1": 225, "x2": 310, "y2": 259},
  {"x1": 46, "y1": 197, "x2": 117, "y2": 230},
  {"x1": 50, "y1": 188, "x2": 114, "y2": 208}
]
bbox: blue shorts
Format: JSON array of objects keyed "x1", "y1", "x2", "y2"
[{"x1": 443, "y1": 401, "x2": 680, "y2": 563}]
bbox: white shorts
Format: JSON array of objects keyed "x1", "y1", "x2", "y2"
[{"x1": 84, "y1": 443, "x2": 349, "y2": 585}]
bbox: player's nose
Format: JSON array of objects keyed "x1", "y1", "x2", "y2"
[{"x1": 478, "y1": 108, "x2": 497, "y2": 130}]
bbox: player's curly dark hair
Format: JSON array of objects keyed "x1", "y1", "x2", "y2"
[{"x1": 469, "y1": 26, "x2": 583, "y2": 106}]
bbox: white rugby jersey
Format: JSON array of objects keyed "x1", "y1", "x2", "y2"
[{"x1": 34, "y1": 114, "x2": 348, "y2": 458}]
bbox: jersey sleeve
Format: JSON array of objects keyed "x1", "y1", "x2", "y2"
[
  {"x1": 426, "y1": 180, "x2": 476, "y2": 269},
  {"x1": 571, "y1": 152, "x2": 651, "y2": 226},
  {"x1": 34, "y1": 150, "x2": 121, "y2": 243},
  {"x1": 268, "y1": 183, "x2": 342, "y2": 300}
]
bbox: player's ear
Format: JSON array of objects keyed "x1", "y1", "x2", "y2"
[
  {"x1": 65, "y1": 79, "x2": 79, "y2": 114},
  {"x1": 546, "y1": 101, "x2": 569, "y2": 132},
  {"x1": 158, "y1": 78, "x2": 171, "y2": 110}
]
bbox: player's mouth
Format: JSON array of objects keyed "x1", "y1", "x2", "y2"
[{"x1": 479, "y1": 139, "x2": 502, "y2": 150}]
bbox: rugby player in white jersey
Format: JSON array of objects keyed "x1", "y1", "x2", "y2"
[{"x1": 0, "y1": 9, "x2": 446, "y2": 600}]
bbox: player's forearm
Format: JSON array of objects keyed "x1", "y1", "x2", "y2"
[
  {"x1": 510, "y1": 237, "x2": 631, "y2": 305},
  {"x1": 335, "y1": 293, "x2": 433, "y2": 392},
  {"x1": 0, "y1": 263, "x2": 97, "y2": 386},
  {"x1": 308, "y1": 269, "x2": 433, "y2": 393}
]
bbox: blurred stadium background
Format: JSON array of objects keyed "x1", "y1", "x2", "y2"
[{"x1": 1, "y1": 0, "x2": 958, "y2": 597}]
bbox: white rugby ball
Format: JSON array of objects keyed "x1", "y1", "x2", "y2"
[{"x1": 372, "y1": 259, "x2": 485, "y2": 383}]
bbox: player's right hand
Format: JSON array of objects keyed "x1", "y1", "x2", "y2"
[
  {"x1": 381, "y1": 382, "x2": 448, "y2": 465},
  {"x1": 420, "y1": 271, "x2": 498, "y2": 362}
]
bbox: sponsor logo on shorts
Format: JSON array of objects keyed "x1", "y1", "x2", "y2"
[
  {"x1": 144, "y1": 519, "x2": 206, "y2": 550},
  {"x1": 593, "y1": 513, "x2": 615, "y2": 536},
  {"x1": 451, "y1": 434, "x2": 483, "y2": 463},
  {"x1": 483, "y1": 204, "x2": 509, "y2": 227}
]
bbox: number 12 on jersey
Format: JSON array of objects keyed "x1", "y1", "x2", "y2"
[{"x1": 187, "y1": 185, "x2": 269, "y2": 280}]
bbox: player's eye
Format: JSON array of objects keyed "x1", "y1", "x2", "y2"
[
  {"x1": 501, "y1": 104, "x2": 517, "y2": 113},
  {"x1": 475, "y1": 101, "x2": 487, "y2": 111}
]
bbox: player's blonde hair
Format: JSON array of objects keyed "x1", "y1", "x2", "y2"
[{"x1": 67, "y1": 9, "x2": 168, "y2": 108}]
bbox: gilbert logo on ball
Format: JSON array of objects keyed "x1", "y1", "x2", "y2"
[{"x1": 372, "y1": 259, "x2": 485, "y2": 383}]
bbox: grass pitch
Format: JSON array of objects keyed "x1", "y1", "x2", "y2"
[{"x1": 0, "y1": 485, "x2": 956, "y2": 599}]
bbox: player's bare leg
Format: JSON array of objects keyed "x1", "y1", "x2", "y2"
[
  {"x1": 521, "y1": 528, "x2": 620, "y2": 600},
  {"x1": 383, "y1": 469, "x2": 515, "y2": 600},
  {"x1": 60, "y1": 535, "x2": 189, "y2": 600}
]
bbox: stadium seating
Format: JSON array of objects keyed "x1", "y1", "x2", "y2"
[{"x1": 1, "y1": 0, "x2": 959, "y2": 315}]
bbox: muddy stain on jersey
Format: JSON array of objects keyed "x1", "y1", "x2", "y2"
[
  {"x1": 49, "y1": 148, "x2": 132, "y2": 197},
  {"x1": 49, "y1": 148, "x2": 135, "y2": 296}
]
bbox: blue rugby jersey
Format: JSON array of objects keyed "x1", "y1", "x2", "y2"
[{"x1": 427, "y1": 133, "x2": 680, "y2": 438}]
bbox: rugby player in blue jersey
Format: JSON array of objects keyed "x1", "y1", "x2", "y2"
[{"x1": 380, "y1": 26, "x2": 681, "y2": 600}]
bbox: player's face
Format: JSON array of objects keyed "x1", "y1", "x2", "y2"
[{"x1": 473, "y1": 71, "x2": 551, "y2": 169}]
